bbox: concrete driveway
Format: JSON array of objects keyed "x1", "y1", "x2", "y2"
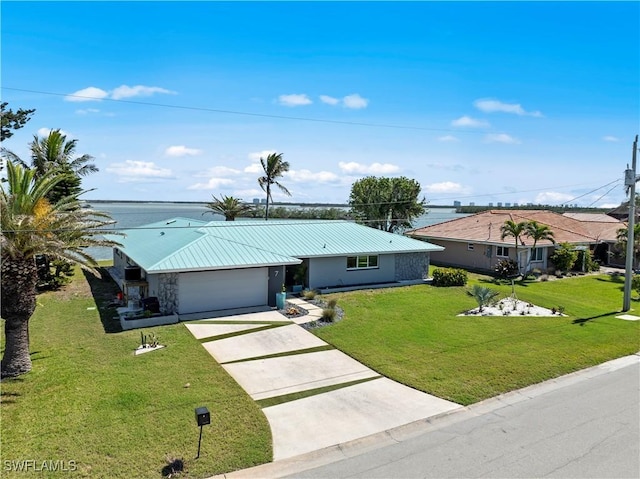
[{"x1": 184, "y1": 298, "x2": 461, "y2": 460}]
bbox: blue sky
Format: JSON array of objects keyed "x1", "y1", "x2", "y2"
[{"x1": 2, "y1": 1, "x2": 638, "y2": 207}]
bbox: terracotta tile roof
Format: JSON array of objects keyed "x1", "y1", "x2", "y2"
[{"x1": 407, "y1": 210, "x2": 623, "y2": 246}]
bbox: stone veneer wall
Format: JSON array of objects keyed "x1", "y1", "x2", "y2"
[
  {"x1": 157, "y1": 273, "x2": 179, "y2": 314},
  {"x1": 394, "y1": 252, "x2": 429, "y2": 281}
]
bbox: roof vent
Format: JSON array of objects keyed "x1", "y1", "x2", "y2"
[{"x1": 160, "y1": 232, "x2": 165, "y2": 236}]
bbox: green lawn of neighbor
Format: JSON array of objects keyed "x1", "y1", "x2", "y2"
[
  {"x1": 0, "y1": 267, "x2": 271, "y2": 478},
  {"x1": 313, "y1": 272, "x2": 640, "y2": 405}
]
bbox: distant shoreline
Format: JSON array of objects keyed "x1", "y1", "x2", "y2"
[{"x1": 83, "y1": 200, "x2": 610, "y2": 213}]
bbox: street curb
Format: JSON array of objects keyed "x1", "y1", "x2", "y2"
[{"x1": 209, "y1": 353, "x2": 640, "y2": 479}]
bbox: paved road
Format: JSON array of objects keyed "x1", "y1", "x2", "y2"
[{"x1": 290, "y1": 359, "x2": 639, "y2": 479}]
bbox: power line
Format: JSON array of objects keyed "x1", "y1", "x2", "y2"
[{"x1": 2, "y1": 86, "x2": 481, "y2": 134}]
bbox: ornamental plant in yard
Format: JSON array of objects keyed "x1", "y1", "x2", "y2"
[
  {"x1": 432, "y1": 267, "x2": 468, "y2": 286},
  {"x1": 467, "y1": 285, "x2": 500, "y2": 312}
]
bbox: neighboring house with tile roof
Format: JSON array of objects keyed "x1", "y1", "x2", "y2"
[
  {"x1": 406, "y1": 210, "x2": 625, "y2": 274},
  {"x1": 108, "y1": 218, "x2": 443, "y2": 316}
]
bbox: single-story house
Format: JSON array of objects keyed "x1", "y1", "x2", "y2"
[
  {"x1": 406, "y1": 209, "x2": 625, "y2": 274},
  {"x1": 108, "y1": 218, "x2": 444, "y2": 316}
]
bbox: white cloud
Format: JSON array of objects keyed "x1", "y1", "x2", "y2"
[
  {"x1": 438, "y1": 135, "x2": 460, "y2": 142},
  {"x1": 320, "y1": 95, "x2": 340, "y2": 105},
  {"x1": 338, "y1": 161, "x2": 400, "y2": 175},
  {"x1": 244, "y1": 163, "x2": 264, "y2": 174},
  {"x1": 248, "y1": 150, "x2": 277, "y2": 161},
  {"x1": 65, "y1": 87, "x2": 109, "y2": 102},
  {"x1": 484, "y1": 133, "x2": 520, "y2": 144},
  {"x1": 424, "y1": 181, "x2": 466, "y2": 194},
  {"x1": 603, "y1": 135, "x2": 620, "y2": 142},
  {"x1": 187, "y1": 178, "x2": 235, "y2": 190},
  {"x1": 37, "y1": 128, "x2": 70, "y2": 137},
  {"x1": 277, "y1": 94, "x2": 312, "y2": 107},
  {"x1": 451, "y1": 116, "x2": 490, "y2": 128},
  {"x1": 285, "y1": 169, "x2": 340, "y2": 183},
  {"x1": 64, "y1": 85, "x2": 174, "y2": 102},
  {"x1": 473, "y1": 98, "x2": 543, "y2": 117},
  {"x1": 164, "y1": 145, "x2": 203, "y2": 157},
  {"x1": 534, "y1": 191, "x2": 574, "y2": 204},
  {"x1": 106, "y1": 160, "x2": 174, "y2": 183},
  {"x1": 319, "y1": 93, "x2": 369, "y2": 109},
  {"x1": 111, "y1": 85, "x2": 176, "y2": 100},
  {"x1": 342, "y1": 94, "x2": 369, "y2": 109}
]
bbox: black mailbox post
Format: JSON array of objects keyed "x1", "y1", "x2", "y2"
[{"x1": 195, "y1": 406, "x2": 210, "y2": 458}]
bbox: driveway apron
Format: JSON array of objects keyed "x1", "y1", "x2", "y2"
[{"x1": 185, "y1": 298, "x2": 461, "y2": 460}]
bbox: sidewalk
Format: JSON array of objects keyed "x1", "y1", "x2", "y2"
[{"x1": 184, "y1": 298, "x2": 461, "y2": 460}]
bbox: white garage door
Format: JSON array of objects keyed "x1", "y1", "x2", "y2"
[{"x1": 178, "y1": 268, "x2": 268, "y2": 314}]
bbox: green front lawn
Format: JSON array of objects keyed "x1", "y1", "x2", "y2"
[
  {"x1": 0, "y1": 268, "x2": 271, "y2": 478},
  {"x1": 313, "y1": 273, "x2": 640, "y2": 405}
]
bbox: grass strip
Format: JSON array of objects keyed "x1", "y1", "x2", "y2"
[
  {"x1": 222, "y1": 345, "x2": 334, "y2": 364},
  {"x1": 256, "y1": 376, "x2": 381, "y2": 408},
  {"x1": 197, "y1": 323, "x2": 288, "y2": 343}
]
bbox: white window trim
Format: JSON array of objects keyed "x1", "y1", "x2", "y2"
[
  {"x1": 496, "y1": 246, "x2": 509, "y2": 258},
  {"x1": 347, "y1": 255, "x2": 380, "y2": 270},
  {"x1": 467, "y1": 243, "x2": 474, "y2": 251}
]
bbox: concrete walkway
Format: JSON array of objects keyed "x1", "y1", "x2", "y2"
[{"x1": 184, "y1": 298, "x2": 461, "y2": 461}]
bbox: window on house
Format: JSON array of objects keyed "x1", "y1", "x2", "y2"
[
  {"x1": 531, "y1": 248, "x2": 544, "y2": 262},
  {"x1": 347, "y1": 255, "x2": 379, "y2": 270},
  {"x1": 467, "y1": 243, "x2": 474, "y2": 251},
  {"x1": 496, "y1": 246, "x2": 509, "y2": 257}
]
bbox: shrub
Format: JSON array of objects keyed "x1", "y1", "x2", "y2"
[
  {"x1": 326, "y1": 298, "x2": 337, "y2": 309},
  {"x1": 432, "y1": 268, "x2": 468, "y2": 287},
  {"x1": 321, "y1": 308, "x2": 336, "y2": 322},
  {"x1": 579, "y1": 249, "x2": 601, "y2": 273},
  {"x1": 550, "y1": 243, "x2": 578, "y2": 272},
  {"x1": 632, "y1": 275, "x2": 640, "y2": 295},
  {"x1": 302, "y1": 289, "x2": 317, "y2": 300},
  {"x1": 494, "y1": 259, "x2": 519, "y2": 279}
]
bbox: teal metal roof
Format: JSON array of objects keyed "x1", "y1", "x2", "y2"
[{"x1": 113, "y1": 218, "x2": 443, "y2": 273}]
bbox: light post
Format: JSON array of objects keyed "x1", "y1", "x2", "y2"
[{"x1": 195, "y1": 406, "x2": 210, "y2": 459}]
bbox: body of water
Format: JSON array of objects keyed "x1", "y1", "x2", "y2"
[{"x1": 86, "y1": 202, "x2": 467, "y2": 260}]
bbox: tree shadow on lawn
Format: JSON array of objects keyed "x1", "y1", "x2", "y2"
[
  {"x1": 83, "y1": 268, "x2": 123, "y2": 334},
  {"x1": 572, "y1": 311, "x2": 621, "y2": 326}
]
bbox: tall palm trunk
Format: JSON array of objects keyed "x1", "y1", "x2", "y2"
[
  {"x1": 1, "y1": 254, "x2": 37, "y2": 378},
  {"x1": 265, "y1": 184, "x2": 271, "y2": 220}
]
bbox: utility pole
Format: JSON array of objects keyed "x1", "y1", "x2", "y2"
[{"x1": 623, "y1": 135, "x2": 639, "y2": 312}]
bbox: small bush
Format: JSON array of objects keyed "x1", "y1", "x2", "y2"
[
  {"x1": 302, "y1": 289, "x2": 317, "y2": 300},
  {"x1": 494, "y1": 259, "x2": 519, "y2": 279},
  {"x1": 632, "y1": 275, "x2": 640, "y2": 295},
  {"x1": 326, "y1": 298, "x2": 337, "y2": 309},
  {"x1": 321, "y1": 308, "x2": 336, "y2": 322},
  {"x1": 539, "y1": 274, "x2": 549, "y2": 282},
  {"x1": 432, "y1": 268, "x2": 468, "y2": 287},
  {"x1": 550, "y1": 242, "x2": 578, "y2": 272}
]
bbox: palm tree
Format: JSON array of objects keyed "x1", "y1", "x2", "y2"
[
  {"x1": 1, "y1": 160, "x2": 120, "y2": 378},
  {"x1": 500, "y1": 219, "x2": 527, "y2": 274},
  {"x1": 203, "y1": 194, "x2": 254, "y2": 221},
  {"x1": 524, "y1": 221, "x2": 555, "y2": 273},
  {"x1": 2, "y1": 129, "x2": 99, "y2": 204},
  {"x1": 467, "y1": 285, "x2": 500, "y2": 312},
  {"x1": 257, "y1": 152, "x2": 291, "y2": 220}
]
